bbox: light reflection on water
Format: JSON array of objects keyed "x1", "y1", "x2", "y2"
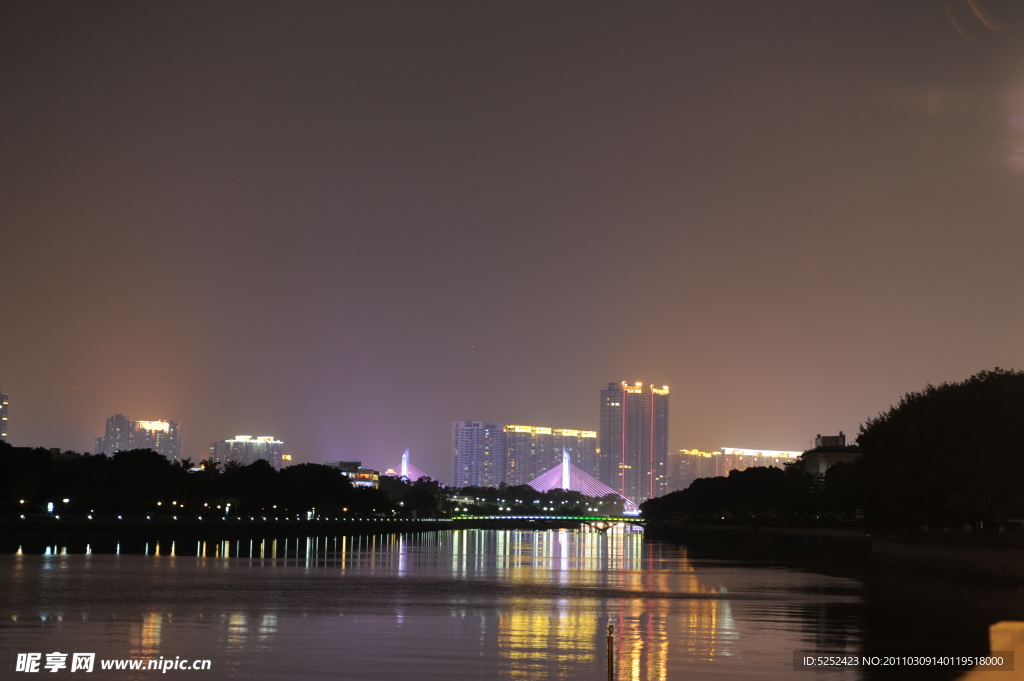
[{"x1": 0, "y1": 528, "x2": 862, "y2": 680}]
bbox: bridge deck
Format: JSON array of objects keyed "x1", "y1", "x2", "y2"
[{"x1": 450, "y1": 515, "x2": 644, "y2": 523}]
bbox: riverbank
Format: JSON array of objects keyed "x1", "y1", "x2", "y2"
[
  {"x1": 647, "y1": 523, "x2": 1024, "y2": 587},
  {"x1": 0, "y1": 515, "x2": 596, "y2": 553}
]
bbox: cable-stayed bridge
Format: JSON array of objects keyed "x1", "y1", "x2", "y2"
[{"x1": 526, "y1": 450, "x2": 640, "y2": 515}]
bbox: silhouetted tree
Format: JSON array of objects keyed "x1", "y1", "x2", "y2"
[
  {"x1": 858, "y1": 368, "x2": 1024, "y2": 526},
  {"x1": 641, "y1": 465, "x2": 816, "y2": 523},
  {"x1": 377, "y1": 474, "x2": 412, "y2": 501},
  {"x1": 216, "y1": 458, "x2": 278, "y2": 513},
  {"x1": 821, "y1": 461, "x2": 863, "y2": 518},
  {"x1": 278, "y1": 463, "x2": 355, "y2": 515},
  {"x1": 402, "y1": 476, "x2": 442, "y2": 516},
  {"x1": 106, "y1": 449, "x2": 181, "y2": 513}
]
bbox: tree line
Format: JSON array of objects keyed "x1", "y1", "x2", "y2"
[
  {"x1": 0, "y1": 446, "x2": 393, "y2": 517},
  {"x1": 643, "y1": 369, "x2": 1024, "y2": 529},
  {"x1": 0, "y1": 442, "x2": 620, "y2": 518},
  {"x1": 640, "y1": 457, "x2": 861, "y2": 524}
]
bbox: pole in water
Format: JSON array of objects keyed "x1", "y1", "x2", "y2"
[{"x1": 607, "y1": 624, "x2": 615, "y2": 680}]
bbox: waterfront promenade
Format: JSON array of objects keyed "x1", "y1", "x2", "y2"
[{"x1": 0, "y1": 514, "x2": 645, "y2": 551}]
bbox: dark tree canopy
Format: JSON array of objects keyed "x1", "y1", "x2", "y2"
[
  {"x1": 858, "y1": 368, "x2": 1024, "y2": 525},
  {"x1": 1, "y1": 442, "x2": 624, "y2": 519},
  {"x1": 640, "y1": 463, "x2": 819, "y2": 522}
]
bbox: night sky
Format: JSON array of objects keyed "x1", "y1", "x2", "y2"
[{"x1": 3, "y1": 1, "x2": 1023, "y2": 477}]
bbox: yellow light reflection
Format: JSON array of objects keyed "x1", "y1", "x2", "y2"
[
  {"x1": 130, "y1": 613, "x2": 162, "y2": 657},
  {"x1": 499, "y1": 604, "x2": 598, "y2": 680}
]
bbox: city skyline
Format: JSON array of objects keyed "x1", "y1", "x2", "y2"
[
  {"x1": 454, "y1": 382, "x2": 666, "y2": 498},
  {"x1": 3, "y1": 2, "x2": 1023, "y2": 477},
  {"x1": 0, "y1": 377, "x2": 837, "y2": 480}
]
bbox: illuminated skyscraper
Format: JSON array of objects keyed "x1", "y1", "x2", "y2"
[
  {"x1": 552, "y1": 428, "x2": 597, "y2": 477},
  {"x1": 95, "y1": 414, "x2": 133, "y2": 453},
  {"x1": 0, "y1": 386, "x2": 8, "y2": 442},
  {"x1": 454, "y1": 422, "x2": 600, "y2": 488},
  {"x1": 95, "y1": 414, "x2": 181, "y2": 460},
  {"x1": 211, "y1": 435, "x2": 285, "y2": 470},
  {"x1": 503, "y1": 425, "x2": 599, "y2": 486},
  {"x1": 132, "y1": 420, "x2": 180, "y2": 460},
  {"x1": 668, "y1": 449, "x2": 720, "y2": 492},
  {"x1": 503, "y1": 425, "x2": 552, "y2": 486},
  {"x1": 599, "y1": 382, "x2": 669, "y2": 502},
  {"x1": 452, "y1": 421, "x2": 505, "y2": 487},
  {"x1": 667, "y1": 447, "x2": 803, "y2": 490},
  {"x1": 720, "y1": 447, "x2": 801, "y2": 474}
]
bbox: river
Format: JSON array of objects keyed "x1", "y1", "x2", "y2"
[{"x1": 2, "y1": 527, "x2": 1022, "y2": 680}]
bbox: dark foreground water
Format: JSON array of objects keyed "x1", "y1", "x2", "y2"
[{"x1": 1, "y1": 528, "x2": 1022, "y2": 680}]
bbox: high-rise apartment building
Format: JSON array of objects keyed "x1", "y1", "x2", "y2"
[
  {"x1": 0, "y1": 386, "x2": 8, "y2": 442},
  {"x1": 503, "y1": 425, "x2": 552, "y2": 486},
  {"x1": 599, "y1": 382, "x2": 669, "y2": 503},
  {"x1": 668, "y1": 449, "x2": 719, "y2": 492},
  {"x1": 720, "y1": 447, "x2": 801, "y2": 474},
  {"x1": 452, "y1": 422, "x2": 505, "y2": 487},
  {"x1": 95, "y1": 414, "x2": 181, "y2": 460},
  {"x1": 452, "y1": 422, "x2": 597, "y2": 488},
  {"x1": 503, "y1": 425, "x2": 600, "y2": 486},
  {"x1": 211, "y1": 435, "x2": 285, "y2": 470},
  {"x1": 553, "y1": 428, "x2": 597, "y2": 477},
  {"x1": 96, "y1": 414, "x2": 134, "y2": 454},
  {"x1": 667, "y1": 447, "x2": 804, "y2": 491}
]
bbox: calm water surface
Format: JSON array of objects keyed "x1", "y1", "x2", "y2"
[{"x1": 1, "y1": 528, "x2": 1017, "y2": 680}]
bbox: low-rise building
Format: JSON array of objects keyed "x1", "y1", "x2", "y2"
[
  {"x1": 800, "y1": 432, "x2": 860, "y2": 477},
  {"x1": 325, "y1": 460, "x2": 379, "y2": 488}
]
